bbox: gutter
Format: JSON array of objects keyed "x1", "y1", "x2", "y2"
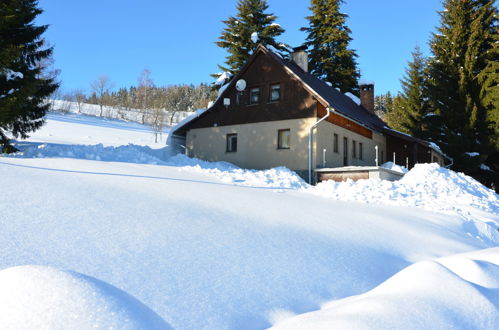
[{"x1": 308, "y1": 106, "x2": 331, "y2": 184}]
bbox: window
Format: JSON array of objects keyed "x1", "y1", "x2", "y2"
[
  {"x1": 226, "y1": 133, "x2": 237, "y2": 152},
  {"x1": 352, "y1": 140, "x2": 357, "y2": 159},
  {"x1": 359, "y1": 142, "x2": 363, "y2": 160},
  {"x1": 236, "y1": 91, "x2": 243, "y2": 105},
  {"x1": 278, "y1": 129, "x2": 290, "y2": 149},
  {"x1": 269, "y1": 84, "x2": 281, "y2": 102},
  {"x1": 333, "y1": 134, "x2": 339, "y2": 153},
  {"x1": 249, "y1": 87, "x2": 260, "y2": 104},
  {"x1": 381, "y1": 151, "x2": 384, "y2": 164}
]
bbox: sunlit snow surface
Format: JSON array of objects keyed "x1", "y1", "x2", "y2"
[{"x1": 0, "y1": 112, "x2": 497, "y2": 329}]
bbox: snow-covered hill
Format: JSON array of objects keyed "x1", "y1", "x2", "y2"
[{"x1": 0, "y1": 112, "x2": 497, "y2": 329}]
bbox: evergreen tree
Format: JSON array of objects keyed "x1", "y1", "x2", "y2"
[
  {"x1": 374, "y1": 91, "x2": 394, "y2": 120},
  {"x1": 215, "y1": 0, "x2": 286, "y2": 79},
  {"x1": 0, "y1": 0, "x2": 58, "y2": 153},
  {"x1": 387, "y1": 45, "x2": 430, "y2": 137},
  {"x1": 427, "y1": 0, "x2": 497, "y2": 185},
  {"x1": 301, "y1": 0, "x2": 359, "y2": 94}
]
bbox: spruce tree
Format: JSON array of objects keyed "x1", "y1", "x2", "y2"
[
  {"x1": 301, "y1": 0, "x2": 360, "y2": 94},
  {"x1": 215, "y1": 0, "x2": 286, "y2": 79},
  {"x1": 386, "y1": 45, "x2": 430, "y2": 137},
  {"x1": 0, "y1": 0, "x2": 58, "y2": 153},
  {"x1": 427, "y1": 0, "x2": 497, "y2": 185}
]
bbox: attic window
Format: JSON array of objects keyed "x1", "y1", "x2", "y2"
[
  {"x1": 269, "y1": 84, "x2": 281, "y2": 102},
  {"x1": 250, "y1": 87, "x2": 260, "y2": 104}
]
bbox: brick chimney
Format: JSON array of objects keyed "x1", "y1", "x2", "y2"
[
  {"x1": 359, "y1": 80, "x2": 374, "y2": 114},
  {"x1": 290, "y1": 45, "x2": 308, "y2": 72}
]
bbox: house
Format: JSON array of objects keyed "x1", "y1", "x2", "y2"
[{"x1": 170, "y1": 44, "x2": 446, "y2": 183}]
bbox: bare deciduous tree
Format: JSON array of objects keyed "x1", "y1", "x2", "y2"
[
  {"x1": 164, "y1": 85, "x2": 192, "y2": 125},
  {"x1": 137, "y1": 69, "x2": 154, "y2": 124},
  {"x1": 90, "y1": 75, "x2": 112, "y2": 117}
]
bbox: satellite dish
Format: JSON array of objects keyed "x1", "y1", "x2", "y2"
[{"x1": 236, "y1": 79, "x2": 247, "y2": 91}]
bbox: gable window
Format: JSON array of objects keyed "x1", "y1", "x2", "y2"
[
  {"x1": 249, "y1": 87, "x2": 260, "y2": 105},
  {"x1": 269, "y1": 84, "x2": 281, "y2": 102},
  {"x1": 352, "y1": 140, "x2": 357, "y2": 159},
  {"x1": 278, "y1": 129, "x2": 290, "y2": 149},
  {"x1": 236, "y1": 91, "x2": 243, "y2": 106},
  {"x1": 333, "y1": 134, "x2": 339, "y2": 153},
  {"x1": 359, "y1": 142, "x2": 363, "y2": 160},
  {"x1": 226, "y1": 133, "x2": 237, "y2": 152}
]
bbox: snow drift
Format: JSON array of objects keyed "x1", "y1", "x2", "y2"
[
  {"x1": 0, "y1": 265, "x2": 171, "y2": 329},
  {"x1": 272, "y1": 247, "x2": 499, "y2": 329}
]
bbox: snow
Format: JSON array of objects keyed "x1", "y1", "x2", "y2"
[
  {"x1": 481, "y1": 164, "x2": 491, "y2": 171},
  {"x1": 272, "y1": 247, "x2": 499, "y2": 329},
  {"x1": 3, "y1": 69, "x2": 23, "y2": 80},
  {"x1": 380, "y1": 161, "x2": 408, "y2": 173},
  {"x1": 1, "y1": 114, "x2": 498, "y2": 329},
  {"x1": 428, "y1": 141, "x2": 443, "y2": 153},
  {"x1": 251, "y1": 31, "x2": 259, "y2": 43},
  {"x1": 344, "y1": 92, "x2": 361, "y2": 105},
  {"x1": 0, "y1": 265, "x2": 171, "y2": 329},
  {"x1": 214, "y1": 71, "x2": 231, "y2": 86},
  {"x1": 466, "y1": 151, "x2": 480, "y2": 157},
  {"x1": 358, "y1": 79, "x2": 374, "y2": 85},
  {"x1": 49, "y1": 99, "x2": 192, "y2": 125}
]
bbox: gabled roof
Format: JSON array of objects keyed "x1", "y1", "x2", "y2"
[
  {"x1": 172, "y1": 44, "x2": 386, "y2": 137},
  {"x1": 265, "y1": 47, "x2": 387, "y2": 132}
]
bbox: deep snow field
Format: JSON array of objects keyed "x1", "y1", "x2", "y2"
[{"x1": 0, "y1": 112, "x2": 498, "y2": 329}]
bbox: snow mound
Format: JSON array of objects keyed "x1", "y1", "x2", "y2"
[
  {"x1": 272, "y1": 247, "x2": 499, "y2": 329},
  {"x1": 10, "y1": 142, "x2": 167, "y2": 165},
  {"x1": 312, "y1": 163, "x2": 497, "y2": 215},
  {"x1": 310, "y1": 163, "x2": 498, "y2": 243},
  {"x1": 0, "y1": 265, "x2": 171, "y2": 329},
  {"x1": 380, "y1": 161, "x2": 408, "y2": 173},
  {"x1": 168, "y1": 154, "x2": 307, "y2": 189}
]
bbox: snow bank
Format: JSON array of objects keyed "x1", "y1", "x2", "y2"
[
  {"x1": 167, "y1": 154, "x2": 307, "y2": 189},
  {"x1": 0, "y1": 265, "x2": 170, "y2": 329},
  {"x1": 310, "y1": 163, "x2": 498, "y2": 243},
  {"x1": 272, "y1": 247, "x2": 499, "y2": 329},
  {"x1": 311, "y1": 163, "x2": 497, "y2": 219},
  {"x1": 10, "y1": 142, "x2": 168, "y2": 165}
]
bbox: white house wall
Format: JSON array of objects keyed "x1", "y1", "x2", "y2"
[
  {"x1": 186, "y1": 118, "x2": 317, "y2": 172},
  {"x1": 314, "y1": 121, "x2": 387, "y2": 168}
]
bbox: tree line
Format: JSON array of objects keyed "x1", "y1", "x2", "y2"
[{"x1": 57, "y1": 70, "x2": 216, "y2": 125}]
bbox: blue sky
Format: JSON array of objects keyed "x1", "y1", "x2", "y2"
[{"x1": 37, "y1": 0, "x2": 442, "y2": 95}]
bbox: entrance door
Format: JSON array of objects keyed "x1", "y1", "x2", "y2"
[{"x1": 343, "y1": 137, "x2": 348, "y2": 166}]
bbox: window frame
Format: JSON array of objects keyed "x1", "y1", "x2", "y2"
[
  {"x1": 352, "y1": 140, "x2": 357, "y2": 159},
  {"x1": 226, "y1": 133, "x2": 237, "y2": 152},
  {"x1": 269, "y1": 83, "x2": 281, "y2": 103},
  {"x1": 277, "y1": 129, "x2": 291, "y2": 149},
  {"x1": 249, "y1": 87, "x2": 260, "y2": 105}
]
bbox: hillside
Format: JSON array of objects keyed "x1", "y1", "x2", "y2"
[{"x1": 0, "y1": 112, "x2": 497, "y2": 329}]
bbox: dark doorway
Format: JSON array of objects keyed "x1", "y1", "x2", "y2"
[{"x1": 343, "y1": 137, "x2": 348, "y2": 166}]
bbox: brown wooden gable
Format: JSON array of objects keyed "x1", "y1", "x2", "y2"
[
  {"x1": 184, "y1": 49, "x2": 318, "y2": 131},
  {"x1": 317, "y1": 103, "x2": 373, "y2": 139}
]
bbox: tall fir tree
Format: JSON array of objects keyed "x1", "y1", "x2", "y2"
[
  {"x1": 301, "y1": 0, "x2": 359, "y2": 94},
  {"x1": 427, "y1": 0, "x2": 497, "y2": 186},
  {"x1": 386, "y1": 45, "x2": 430, "y2": 138},
  {"x1": 0, "y1": 0, "x2": 58, "y2": 153},
  {"x1": 215, "y1": 0, "x2": 285, "y2": 80}
]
